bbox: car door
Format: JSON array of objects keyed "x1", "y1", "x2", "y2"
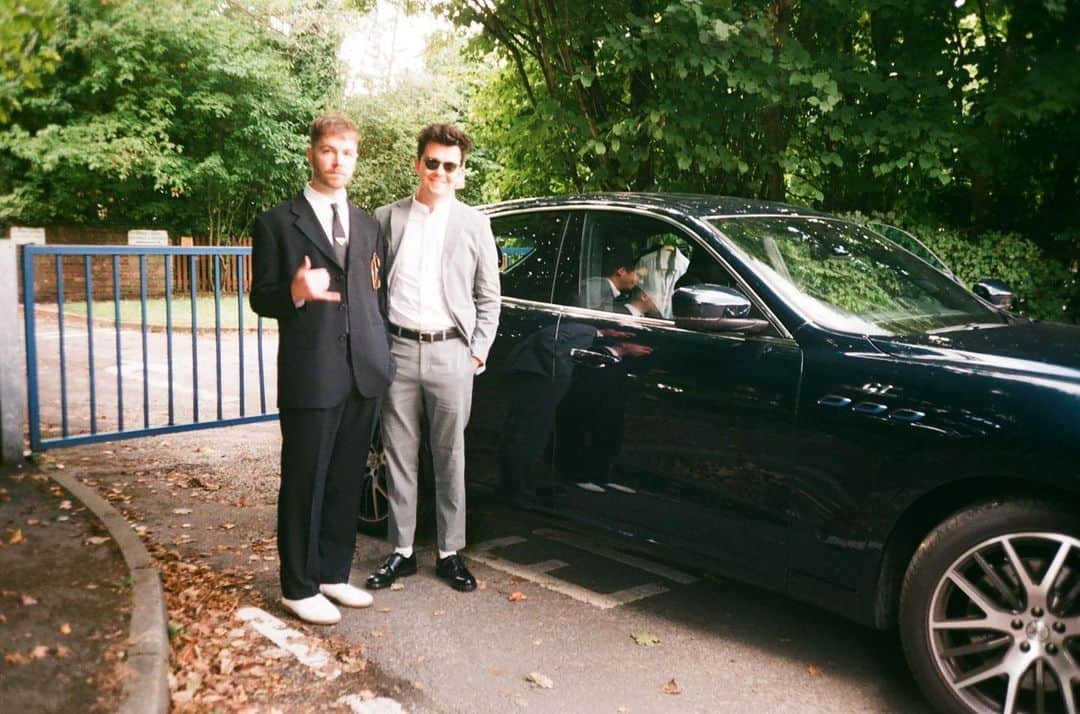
[
  {"x1": 465, "y1": 209, "x2": 577, "y2": 492},
  {"x1": 546, "y1": 208, "x2": 804, "y2": 589}
]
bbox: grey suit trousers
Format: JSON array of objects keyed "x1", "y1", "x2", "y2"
[{"x1": 382, "y1": 334, "x2": 475, "y2": 552}]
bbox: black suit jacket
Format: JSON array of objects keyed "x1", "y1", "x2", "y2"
[
  {"x1": 250, "y1": 194, "x2": 395, "y2": 409},
  {"x1": 504, "y1": 322, "x2": 598, "y2": 378}
]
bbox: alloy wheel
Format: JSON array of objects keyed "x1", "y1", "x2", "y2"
[{"x1": 928, "y1": 532, "x2": 1080, "y2": 713}]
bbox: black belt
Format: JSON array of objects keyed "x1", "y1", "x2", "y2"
[{"x1": 389, "y1": 323, "x2": 461, "y2": 343}]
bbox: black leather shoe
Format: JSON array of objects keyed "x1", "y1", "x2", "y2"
[
  {"x1": 435, "y1": 554, "x2": 477, "y2": 592},
  {"x1": 365, "y1": 553, "x2": 417, "y2": 589}
]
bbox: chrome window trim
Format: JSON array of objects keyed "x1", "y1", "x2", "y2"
[{"x1": 486, "y1": 202, "x2": 795, "y2": 340}]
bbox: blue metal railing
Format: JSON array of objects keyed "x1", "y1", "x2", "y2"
[{"x1": 22, "y1": 245, "x2": 278, "y2": 451}]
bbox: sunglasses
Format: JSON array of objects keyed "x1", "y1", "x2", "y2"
[{"x1": 422, "y1": 156, "x2": 461, "y2": 173}]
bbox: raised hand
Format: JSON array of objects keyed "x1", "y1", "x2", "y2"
[{"x1": 291, "y1": 255, "x2": 341, "y2": 303}]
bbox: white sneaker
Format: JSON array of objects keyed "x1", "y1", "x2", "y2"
[
  {"x1": 281, "y1": 593, "x2": 341, "y2": 624},
  {"x1": 319, "y1": 582, "x2": 374, "y2": 608}
]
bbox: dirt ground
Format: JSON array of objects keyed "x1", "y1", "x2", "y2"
[
  {"x1": 0, "y1": 464, "x2": 129, "y2": 712},
  {"x1": 17, "y1": 423, "x2": 429, "y2": 712}
]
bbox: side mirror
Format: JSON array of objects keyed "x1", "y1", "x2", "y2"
[
  {"x1": 973, "y1": 279, "x2": 1015, "y2": 310},
  {"x1": 672, "y1": 284, "x2": 770, "y2": 333}
]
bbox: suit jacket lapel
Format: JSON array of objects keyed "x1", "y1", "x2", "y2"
[{"x1": 290, "y1": 195, "x2": 339, "y2": 268}]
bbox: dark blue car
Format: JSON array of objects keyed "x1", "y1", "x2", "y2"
[{"x1": 364, "y1": 193, "x2": 1080, "y2": 714}]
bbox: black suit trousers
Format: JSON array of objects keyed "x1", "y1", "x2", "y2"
[{"x1": 278, "y1": 388, "x2": 381, "y2": 599}]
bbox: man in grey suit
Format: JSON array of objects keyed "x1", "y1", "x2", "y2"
[{"x1": 366, "y1": 124, "x2": 500, "y2": 592}]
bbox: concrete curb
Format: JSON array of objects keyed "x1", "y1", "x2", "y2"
[{"x1": 50, "y1": 471, "x2": 170, "y2": 714}]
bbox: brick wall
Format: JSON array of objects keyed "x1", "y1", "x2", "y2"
[{"x1": 17, "y1": 227, "x2": 252, "y2": 304}]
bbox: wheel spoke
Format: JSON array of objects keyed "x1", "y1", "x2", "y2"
[
  {"x1": 948, "y1": 570, "x2": 1010, "y2": 625},
  {"x1": 1041, "y1": 541, "x2": 1073, "y2": 592},
  {"x1": 1002, "y1": 659, "x2": 1025, "y2": 714},
  {"x1": 1002, "y1": 538, "x2": 1038, "y2": 593},
  {"x1": 933, "y1": 615, "x2": 998, "y2": 631},
  {"x1": 941, "y1": 635, "x2": 1012, "y2": 658},
  {"x1": 1062, "y1": 683, "x2": 1076, "y2": 714},
  {"x1": 974, "y1": 551, "x2": 1024, "y2": 611},
  {"x1": 1057, "y1": 578, "x2": 1080, "y2": 614},
  {"x1": 954, "y1": 660, "x2": 1009, "y2": 690},
  {"x1": 1034, "y1": 658, "x2": 1046, "y2": 714}
]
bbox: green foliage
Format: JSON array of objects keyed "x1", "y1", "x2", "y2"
[
  {"x1": 849, "y1": 212, "x2": 1075, "y2": 322},
  {"x1": 344, "y1": 28, "x2": 492, "y2": 211},
  {"x1": 345, "y1": 80, "x2": 481, "y2": 211},
  {"x1": 911, "y1": 227, "x2": 1074, "y2": 323},
  {"x1": 439, "y1": 0, "x2": 1079, "y2": 320},
  {"x1": 0, "y1": 0, "x2": 64, "y2": 123},
  {"x1": 0, "y1": 0, "x2": 339, "y2": 242}
]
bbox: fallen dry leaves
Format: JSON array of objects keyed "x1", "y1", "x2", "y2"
[
  {"x1": 661, "y1": 677, "x2": 683, "y2": 695},
  {"x1": 508, "y1": 591, "x2": 527, "y2": 602},
  {"x1": 526, "y1": 671, "x2": 554, "y2": 689}
]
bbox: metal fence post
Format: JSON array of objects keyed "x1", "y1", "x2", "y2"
[{"x1": 0, "y1": 238, "x2": 27, "y2": 463}]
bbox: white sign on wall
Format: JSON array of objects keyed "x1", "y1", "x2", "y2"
[
  {"x1": 8, "y1": 227, "x2": 46, "y2": 245},
  {"x1": 127, "y1": 229, "x2": 169, "y2": 246}
]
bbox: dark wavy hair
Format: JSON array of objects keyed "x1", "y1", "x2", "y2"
[{"x1": 416, "y1": 123, "x2": 473, "y2": 160}]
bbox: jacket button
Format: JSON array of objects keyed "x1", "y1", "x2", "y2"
[
  {"x1": 338, "y1": 303, "x2": 346, "y2": 311},
  {"x1": 338, "y1": 334, "x2": 346, "y2": 342}
]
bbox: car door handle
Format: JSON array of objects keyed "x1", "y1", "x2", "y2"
[
  {"x1": 569, "y1": 348, "x2": 621, "y2": 368},
  {"x1": 852, "y1": 401, "x2": 888, "y2": 416}
]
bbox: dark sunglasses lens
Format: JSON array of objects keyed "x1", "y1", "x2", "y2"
[{"x1": 423, "y1": 157, "x2": 458, "y2": 173}]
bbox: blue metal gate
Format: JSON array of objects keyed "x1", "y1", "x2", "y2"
[{"x1": 22, "y1": 245, "x2": 278, "y2": 451}]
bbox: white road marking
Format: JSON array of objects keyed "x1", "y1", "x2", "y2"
[
  {"x1": 470, "y1": 535, "x2": 527, "y2": 551},
  {"x1": 466, "y1": 549, "x2": 662, "y2": 609},
  {"x1": 529, "y1": 559, "x2": 570, "y2": 574},
  {"x1": 533, "y1": 528, "x2": 699, "y2": 585},
  {"x1": 467, "y1": 531, "x2": 697, "y2": 609},
  {"x1": 236, "y1": 606, "x2": 341, "y2": 680},
  {"x1": 337, "y1": 694, "x2": 404, "y2": 713}
]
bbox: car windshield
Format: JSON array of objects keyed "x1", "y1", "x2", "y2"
[{"x1": 706, "y1": 216, "x2": 1005, "y2": 335}]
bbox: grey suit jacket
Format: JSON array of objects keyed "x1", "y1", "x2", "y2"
[{"x1": 375, "y1": 196, "x2": 501, "y2": 364}]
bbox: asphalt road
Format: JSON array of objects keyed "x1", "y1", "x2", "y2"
[{"x1": 26, "y1": 314, "x2": 934, "y2": 713}]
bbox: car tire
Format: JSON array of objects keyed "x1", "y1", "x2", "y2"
[
  {"x1": 898, "y1": 499, "x2": 1080, "y2": 714},
  {"x1": 356, "y1": 430, "x2": 437, "y2": 539}
]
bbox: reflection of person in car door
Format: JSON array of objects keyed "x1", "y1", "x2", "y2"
[{"x1": 498, "y1": 321, "x2": 598, "y2": 504}]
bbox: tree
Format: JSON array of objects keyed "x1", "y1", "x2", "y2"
[
  {"x1": 0, "y1": 0, "x2": 63, "y2": 123},
  {"x1": 0, "y1": 0, "x2": 348, "y2": 242}
]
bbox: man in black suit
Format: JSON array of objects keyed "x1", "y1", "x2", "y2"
[{"x1": 251, "y1": 113, "x2": 395, "y2": 625}]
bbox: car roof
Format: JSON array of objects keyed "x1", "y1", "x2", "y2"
[{"x1": 481, "y1": 192, "x2": 836, "y2": 220}]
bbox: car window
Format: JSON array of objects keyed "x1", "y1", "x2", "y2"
[
  {"x1": 489, "y1": 210, "x2": 569, "y2": 303},
  {"x1": 554, "y1": 210, "x2": 731, "y2": 320},
  {"x1": 581, "y1": 212, "x2": 697, "y2": 319},
  {"x1": 709, "y1": 216, "x2": 1004, "y2": 335}
]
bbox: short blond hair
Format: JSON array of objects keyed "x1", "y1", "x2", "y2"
[{"x1": 309, "y1": 113, "x2": 358, "y2": 145}]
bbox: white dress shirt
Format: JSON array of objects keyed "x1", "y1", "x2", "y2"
[
  {"x1": 388, "y1": 196, "x2": 456, "y2": 331},
  {"x1": 303, "y1": 183, "x2": 350, "y2": 245}
]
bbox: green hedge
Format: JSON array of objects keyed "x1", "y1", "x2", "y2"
[{"x1": 847, "y1": 213, "x2": 1076, "y2": 323}]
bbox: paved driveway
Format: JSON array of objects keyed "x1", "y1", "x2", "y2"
[{"x1": 27, "y1": 316, "x2": 933, "y2": 713}]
